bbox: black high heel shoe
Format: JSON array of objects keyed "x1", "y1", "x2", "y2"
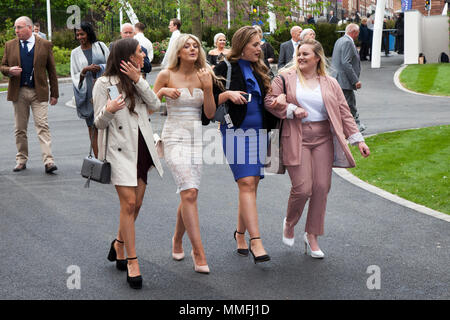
[
  {"x1": 248, "y1": 237, "x2": 271, "y2": 264},
  {"x1": 107, "y1": 239, "x2": 127, "y2": 271},
  {"x1": 234, "y1": 230, "x2": 249, "y2": 256},
  {"x1": 127, "y1": 257, "x2": 142, "y2": 289}
]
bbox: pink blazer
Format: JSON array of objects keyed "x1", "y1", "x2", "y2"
[{"x1": 264, "y1": 70, "x2": 361, "y2": 168}]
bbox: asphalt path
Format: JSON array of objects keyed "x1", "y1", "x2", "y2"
[{"x1": 0, "y1": 55, "x2": 449, "y2": 300}]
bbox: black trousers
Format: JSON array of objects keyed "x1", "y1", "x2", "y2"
[{"x1": 360, "y1": 43, "x2": 370, "y2": 61}]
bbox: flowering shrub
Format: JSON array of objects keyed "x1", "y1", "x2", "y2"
[{"x1": 152, "y1": 38, "x2": 170, "y2": 64}]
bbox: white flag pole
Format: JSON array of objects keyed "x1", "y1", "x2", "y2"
[
  {"x1": 227, "y1": 1, "x2": 231, "y2": 30},
  {"x1": 46, "y1": 0, "x2": 52, "y2": 41},
  {"x1": 371, "y1": 0, "x2": 386, "y2": 68},
  {"x1": 120, "y1": 8, "x2": 123, "y2": 30}
]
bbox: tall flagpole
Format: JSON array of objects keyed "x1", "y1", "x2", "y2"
[
  {"x1": 371, "y1": 0, "x2": 386, "y2": 68},
  {"x1": 46, "y1": 0, "x2": 52, "y2": 41},
  {"x1": 227, "y1": 1, "x2": 231, "y2": 30},
  {"x1": 119, "y1": 8, "x2": 123, "y2": 30},
  {"x1": 268, "y1": 1, "x2": 276, "y2": 33}
]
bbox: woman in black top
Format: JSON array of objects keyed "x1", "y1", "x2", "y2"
[{"x1": 207, "y1": 33, "x2": 230, "y2": 67}]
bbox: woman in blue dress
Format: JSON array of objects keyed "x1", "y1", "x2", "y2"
[{"x1": 213, "y1": 26, "x2": 278, "y2": 263}]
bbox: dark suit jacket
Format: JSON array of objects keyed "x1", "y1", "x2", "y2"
[
  {"x1": 141, "y1": 46, "x2": 152, "y2": 73},
  {"x1": 211, "y1": 60, "x2": 278, "y2": 130},
  {"x1": 329, "y1": 16, "x2": 338, "y2": 24},
  {"x1": 1, "y1": 36, "x2": 58, "y2": 102},
  {"x1": 277, "y1": 40, "x2": 295, "y2": 69}
]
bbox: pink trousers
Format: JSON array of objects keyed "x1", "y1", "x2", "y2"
[{"x1": 285, "y1": 120, "x2": 333, "y2": 236}]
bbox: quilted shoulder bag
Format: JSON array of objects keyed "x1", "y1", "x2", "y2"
[{"x1": 81, "y1": 126, "x2": 111, "y2": 187}]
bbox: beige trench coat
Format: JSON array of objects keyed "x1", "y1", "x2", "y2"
[{"x1": 93, "y1": 75, "x2": 163, "y2": 186}]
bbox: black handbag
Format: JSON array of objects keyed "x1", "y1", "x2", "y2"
[
  {"x1": 81, "y1": 127, "x2": 111, "y2": 187},
  {"x1": 213, "y1": 58, "x2": 234, "y2": 128}
]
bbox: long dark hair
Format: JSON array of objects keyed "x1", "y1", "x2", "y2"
[
  {"x1": 227, "y1": 26, "x2": 271, "y2": 94},
  {"x1": 74, "y1": 21, "x2": 97, "y2": 44},
  {"x1": 103, "y1": 38, "x2": 139, "y2": 113}
]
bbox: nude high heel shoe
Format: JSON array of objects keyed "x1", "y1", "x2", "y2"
[
  {"x1": 191, "y1": 250, "x2": 210, "y2": 274},
  {"x1": 303, "y1": 233, "x2": 324, "y2": 259},
  {"x1": 172, "y1": 237, "x2": 185, "y2": 261}
]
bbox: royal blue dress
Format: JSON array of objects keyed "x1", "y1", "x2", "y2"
[{"x1": 220, "y1": 59, "x2": 267, "y2": 181}]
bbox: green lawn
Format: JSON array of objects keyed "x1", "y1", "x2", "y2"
[
  {"x1": 349, "y1": 125, "x2": 450, "y2": 214},
  {"x1": 399, "y1": 63, "x2": 450, "y2": 96}
]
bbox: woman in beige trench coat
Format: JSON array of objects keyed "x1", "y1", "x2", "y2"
[{"x1": 93, "y1": 38, "x2": 163, "y2": 289}]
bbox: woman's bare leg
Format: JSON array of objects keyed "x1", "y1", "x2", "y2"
[{"x1": 179, "y1": 188, "x2": 207, "y2": 266}]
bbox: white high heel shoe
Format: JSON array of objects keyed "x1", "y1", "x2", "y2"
[
  {"x1": 303, "y1": 233, "x2": 324, "y2": 259},
  {"x1": 282, "y1": 218, "x2": 295, "y2": 247}
]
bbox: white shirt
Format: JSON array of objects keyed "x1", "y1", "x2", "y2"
[
  {"x1": 134, "y1": 32, "x2": 153, "y2": 62},
  {"x1": 287, "y1": 78, "x2": 328, "y2": 123},
  {"x1": 291, "y1": 39, "x2": 299, "y2": 59},
  {"x1": 161, "y1": 29, "x2": 181, "y2": 68},
  {"x1": 20, "y1": 34, "x2": 35, "y2": 52}
]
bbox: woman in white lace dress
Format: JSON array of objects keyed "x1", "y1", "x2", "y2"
[{"x1": 153, "y1": 34, "x2": 221, "y2": 273}]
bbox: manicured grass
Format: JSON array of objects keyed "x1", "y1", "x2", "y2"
[
  {"x1": 349, "y1": 125, "x2": 450, "y2": 214},
  {"x1": 0, "y1": 87, "x2": 7, "y2": 92},
  {"x1": 399, "y1": 63, "x2": 450, "y2": 96}
]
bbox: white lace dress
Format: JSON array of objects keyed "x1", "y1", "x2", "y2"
[{"x1": 161, "y1": 88, "x2": 204, "y2": 193}]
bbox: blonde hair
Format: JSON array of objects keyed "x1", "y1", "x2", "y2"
[
  {"x1": 167, "y1": 33, "x2": 224, "y2": 90},
  {"x1": 253, "y1": 25, "x2": 263, "y2": 38},
  {"x1": 278, "y1": 39, "x2": 328, "y2": 84},
  {"x1": 227, "y1": 26, "x2": 271, "y2": 93},
  {"x1": 213, "y1": 33, "x2": 226, "y2": 46}
]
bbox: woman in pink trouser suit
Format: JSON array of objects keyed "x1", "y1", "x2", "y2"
[{"x1": 265, "y1": 39, "x2": 370, "y2": 258}]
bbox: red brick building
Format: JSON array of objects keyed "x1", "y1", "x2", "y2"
[{"x1": 411, "y1": 0, "x2": 447, "y2": 15}]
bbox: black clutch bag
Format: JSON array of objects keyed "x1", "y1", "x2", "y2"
[{"x1": 81, "y1": 127, "x2": 111, "y2": 187}]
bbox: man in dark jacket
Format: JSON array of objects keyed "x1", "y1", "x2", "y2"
[
  {"x1": 394, "y1": 13, "x2": 404, "y2": 54},
  {"x1": 329, "y1": 10, "x2": 338, "y2": 24}
]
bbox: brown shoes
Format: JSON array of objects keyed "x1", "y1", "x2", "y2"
[
  {"x1": 45, "y1": 163, "x2": 58, "y2": 174},
  {"x1": 13, "y1": 163, "x2": 27, "y2": 172},
  {"x1": 13, "y1": 163, "x2": 58, "y2": 173}
]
